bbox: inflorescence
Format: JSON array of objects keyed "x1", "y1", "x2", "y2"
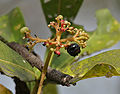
[{"x1": 20, "y1": 15, "x2": 89, "y2": 57}]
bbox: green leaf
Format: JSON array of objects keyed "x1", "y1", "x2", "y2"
[
  {"x1": 0, "y1": 41, "x2": 37, "y2": 81},
  {"x1": 0, "y1": 84, "x2": 12, "y2": 94},
  {"x1": 0, "y1": 7, "x2": 25, "y2": 44},
  {"x1": 66, "y1": 49, "x2": 120, "y2": 83},
  {"x1": 50, "y1": 9, "x2": 120, "y2": 72},
  {"x1": 43, "y1": 84, "x2": 58, "y2": 94},
  {"x1": 40, "y1": 0, "x2": 83, "y2": 24},
  {"x1": 82, "y1": 9, "x2": 120, "y2": 54}
]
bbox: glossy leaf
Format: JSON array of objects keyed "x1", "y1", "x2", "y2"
[
  {"x1": 50, "y1": 9, "x2": 120, "y2": 72},
  {"x1": 0, "y1": 84, "x2": 12, "y2": 94},
  {"x1": 0, "y1": 7, "x2": 25, "y2": 44},
  {"x1": 40, "y1": 0, "x2": 83, "y2": 24},
  {"x1": 0, "y1": 41, "x2": 37, "y2": 81}
]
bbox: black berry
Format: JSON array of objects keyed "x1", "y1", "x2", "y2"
[
  {"x1": 42, "y1": 42, "x2": 46, "y2": 46},
  {"x1": 67, "y1": 43, "x2": 81, "y2": 57}
]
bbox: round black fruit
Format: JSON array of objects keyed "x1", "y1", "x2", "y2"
[{"x1": 67, "y1": 43, "x2": 81, "y2": 57}]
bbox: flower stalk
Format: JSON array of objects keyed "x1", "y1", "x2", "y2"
[{"x1": 37, "y1": 50, "x2": 53, "y2": 94}]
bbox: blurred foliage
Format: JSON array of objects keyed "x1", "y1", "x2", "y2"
[
  {"x1": 40, "y1": 0, "x2": 84, "y2": 38},
  {"x1": 82, "y1": 9, "x2": 120, "y2": 54},
  {"x1": 0, "y1": 84, "x2": 12, "y2": 94},
  {"x1": 0, "y1": 7, "x2": 25, "y2": 44},
  {"x1": 40, "y1": 0, "x2": 83, "y2": 23}
]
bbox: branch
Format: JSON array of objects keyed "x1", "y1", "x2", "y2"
[{"x1": 0, "y1": 36, "x2": 75, "y2": 86}]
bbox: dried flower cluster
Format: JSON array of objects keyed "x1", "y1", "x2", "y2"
[{"x1": 20, "y1": 15, "x2": 89, "y2": 56}]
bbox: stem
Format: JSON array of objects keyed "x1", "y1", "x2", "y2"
[
  {"x1": 37, "y1": 50, "x2": 53, "y2": 94},
  {"x1": 56, "y1": 33, "x2": 61, "y2": 45}
]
